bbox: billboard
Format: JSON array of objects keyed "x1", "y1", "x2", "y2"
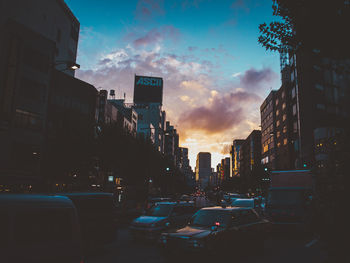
[{"x1": 133, "y1": 75, "x2": 163, "y2": 104}]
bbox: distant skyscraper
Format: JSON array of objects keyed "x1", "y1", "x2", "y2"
[{"x1": 195, "y1": 152, "x2": 211, "y2": 189}]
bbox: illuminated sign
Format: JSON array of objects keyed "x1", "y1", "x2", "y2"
[
  {"x1": 136, "y1": 77, "x2": 162, "y2": 87},
  {"x1": 134, "y1": 75, "x2": 163, "y2": 104}
]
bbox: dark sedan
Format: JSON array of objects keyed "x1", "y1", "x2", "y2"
[
  {"x1": 160, "y1": 206, "x2": 269, "y2": 257},
  {"x1": 130, "y1": 201, "x2": 197, "y2": 240}
]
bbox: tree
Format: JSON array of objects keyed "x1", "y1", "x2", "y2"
[{"x1": 259, "y1": 0, "x2": 350, "y2": 57}]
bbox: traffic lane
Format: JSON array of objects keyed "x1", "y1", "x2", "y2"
[
  {"x1": 85, "y1": 227, "x2": 166, "y2": 263},
  {"x1": 85, "y1": 227, "x2": 326, "y2": 263}
]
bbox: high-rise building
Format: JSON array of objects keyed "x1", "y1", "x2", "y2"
[
  {"x1": 239, "y1": 130, "x2": 262, "y2": 191},
  {"x1": 232, "y1": 139, "x2": 245, "y2": 177},
  {"x1": 260, "y1": 90, "x2": 277, "y2": 170},
  {"x1": 0, "y1": 0, "x2": 80, "y2": 76},
  {"x1": 178, "y1": 147, "x2": 195, "y2": 188},
  {"x1": 195, "y1": 152, "x2": 211, "y2": 190}
]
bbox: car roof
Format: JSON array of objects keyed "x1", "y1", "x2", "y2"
[
  {"x1": 0, "y1": 194, "x2": 74, "y2": 208},
  {"x1": 55, "y1": 192, "x2": 113, "y2": 197},
  {"x1": 201, "y1": 206, "x2": 252, "y2": 211},
  {"x1": 232, "y1": 198, "x2": 254, "y2": 202},
  {"x1": 154, "y1": 201, "x2": 194, "y2": 206}
]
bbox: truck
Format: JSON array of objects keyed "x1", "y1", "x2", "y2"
[{"x1": 265, "y1": 170, "x2": 314, "y2": 231}]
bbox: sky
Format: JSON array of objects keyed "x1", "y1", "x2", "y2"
[{"x1": 65, "y1": 0, "x2": 281, "y2": 169}]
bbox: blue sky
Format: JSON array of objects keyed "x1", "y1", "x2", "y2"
[{"x1": 66, "y1": 0, "x2": 281, "y2": 167}]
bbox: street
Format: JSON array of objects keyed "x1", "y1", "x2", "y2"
[{"x1": 86, "y1": 226, "x2": 328, "y2": 263}]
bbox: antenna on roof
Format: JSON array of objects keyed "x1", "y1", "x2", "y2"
[{"x1": 124, "y1": 93, "x2": 126, "y2": 100}]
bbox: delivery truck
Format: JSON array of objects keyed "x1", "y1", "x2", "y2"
[{"x1": 265, "y1": 170, "x2": 314, "y2": 231}]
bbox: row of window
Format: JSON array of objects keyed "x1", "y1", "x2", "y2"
[{"x1": 261, "y1": 111, "x2": 273, "y2": 128}]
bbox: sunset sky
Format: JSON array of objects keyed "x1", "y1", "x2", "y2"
[{"x1": 65, "y1": 0, "x2": 281, "y2": 168}]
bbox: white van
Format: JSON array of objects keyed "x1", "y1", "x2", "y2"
[{"x1": 0, "y1": 194, "x2": 84, "y2": 263}]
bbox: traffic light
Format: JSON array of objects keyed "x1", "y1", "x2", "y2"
[{"x1": 264, "y1": 167, "x2": 268, "y2": 172}]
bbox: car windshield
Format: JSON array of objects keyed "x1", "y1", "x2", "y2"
[
  {"x1": 231, "y1": 199, "x2": 254, "y2": 207},
  {"x1": 147, "y1": 204, "x2": 173, "y2": 217},
  {"x1": 189, "y1": 210, "x2": 231, "y2": 228}
]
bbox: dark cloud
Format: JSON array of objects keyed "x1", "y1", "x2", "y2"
[
  {"x1": 135, "y1": 0, "x2": 165, "y2": 21},
  {"x1": 178, "y1": 90, "x2": 260, "y2": 135},
  {"x1": 238, "y1": 67, "x2": 278, "y2": 91},
  {"x1": 132, "y1": 26, "x2": 180, "y2": 47}
]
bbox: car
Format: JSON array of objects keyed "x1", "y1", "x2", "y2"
[
  {"x1": 160, "y1": 206, "x2": 269, "y2": 258},
  {"x1": 56, "y1": 192, "x2": 118, "y2": 249},
  {"x1": 231, "y1": 198, "x2": 255, "y2": 208},
  {"x1": 129, "y1": 201, "x2": 197, "y2": 241},
  {"x1": 231, "y1": 198, "x2": 264, "y2": 215},
  {"x1": 0, "y1": 194, "x2": 83, "y2": 263}
]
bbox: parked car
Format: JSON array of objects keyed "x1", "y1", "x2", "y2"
[
  {"x1": 130, "y1": 201, "x2": 197, "y2": 240},
  {"x1": 231, "y1": 198, "x2": 263, "y2": 215},
  {"x1": 56, "y1": 192, "x2": 118, "y2": 248},
  {"x1": 0, "y1": 194, "x2": 83, "y2": 263},
  {"x1": 160, "y1": 206, "x2": 269, "y2": 258}
]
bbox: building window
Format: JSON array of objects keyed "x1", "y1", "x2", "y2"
[
  {"x1": 277, "y1": 142, "x2": 281, "y2": 147},
  {"x1": 276, "y1": 109, "x2": 280, "y2": 116},
  {"x1": 282, "y1": 103, "x2": 286, "y2": 110},
  {"x1": 282, "y1": 114, "x2": 287, "y2": 121},
  {"x1": 277, "y1": 131, "x2": 281, "y2": 138},
  {"x1": 291, "y1": 87, "x2": 296, "y2": 98},
  {"x1": 281, "y1": 91, "x2": 285, "y2": 99},
  {"x1": 283, "y1": 138, "x2": 288, "y2": 145},
  {"x1": 293, "y1": 104, "x2": 297, "y2": 115},
  {"x1": 275, "y1": 99, "x2": 279, "y2": 106},
  {"x1": 283, "y1": 126, "x2": 287, "y2": 133},
  {"x1": 276, "y1": 120, "x2": 280, "y2": 127},
  {"x1": 316, "y1": 104, "x2": 326, "y2": 110},
  {"x1": 315, "y1": 83, "x2": 324, "y2": 91},
  {"x1": 293, "y1": 121, "x2": 298, "y2": 133}
]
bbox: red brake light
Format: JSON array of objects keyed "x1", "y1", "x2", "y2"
[{"x1": 215, "y1": 222, "x2": 220, "y2": 226}]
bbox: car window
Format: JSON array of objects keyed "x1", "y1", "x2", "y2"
[
  {"x1": 190, "y1": 210, "x2": 231, "y2": 228},
  {"x1": 147, "y1": 204, "x2": 173, "y2": 217}
]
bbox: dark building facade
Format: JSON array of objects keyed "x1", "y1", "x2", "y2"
[
  {"x1": 260, "y1": 91, "x2": 277, "y2": 170},
  {"x1": 239, "y1": 130, "x2": 262, "y2": 192},
  {"x1": 44, "y1": 69, "x2": 97, "y2": 190},
  {"x1": 195, "y1": 152, "x2": 211, "y2": 189},
  {"x1": 0, "y1": 20, "x2": 56, "y2": 189}
]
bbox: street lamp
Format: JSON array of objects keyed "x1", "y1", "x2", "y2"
[{"x1": 53, "y1": 61, "x2": 80, "y2": 71}]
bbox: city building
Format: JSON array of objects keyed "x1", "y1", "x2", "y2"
[
  {"x1": 44, "y1": 69, "x2": 97, "y2": 189},
  {"x1": 178, "y1": 147, "x2": 195, "y2": 188},
  {"x1": 108, "y1": 99, "x2": 138, "y2": 136},
  {"x1": 0, "y1": 20, "x2": 56, "y2": 188},
  {"x1": 0, "y1": 0, "x2": 80, "y2": 76},
  {"x1": 164, "y1": 121, "x2": 179, "y2": 166},
  {"x1": 195, "y1": 152, "x2": 211, "y2": 190},
  {"x1": 232, "y1": 139, "x2": 245, "y2": 177},
  {"x1": 133, "y1": 103, "x2": 164, "y2": 151},
  {"x1": 260, "y1": 90, "x2": 277, "y2": 170},
  {"x1": 239, "y1": 130, "x2": 262, "y2": 192}
]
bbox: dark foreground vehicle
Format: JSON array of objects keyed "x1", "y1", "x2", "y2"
[
  {"x1": 130, "y1": 201, "x2": 197, "y2": 240},
  {"x1": 57, "y1": 192, "x2": 118, "y2": 248},
  {"x1": 160, "y1": 206, "x2": 269, "y2": 258},
  {"x1": 0, "y1": 194, "x2": 83, "y2": 263}
]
